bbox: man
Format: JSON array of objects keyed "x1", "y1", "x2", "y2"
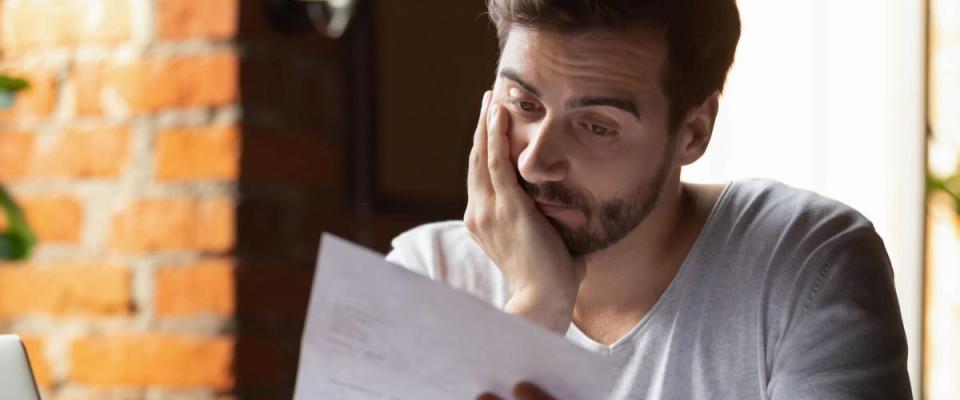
[{"x1": 386, "y1": 1, "x2": 912, "y2": 399}]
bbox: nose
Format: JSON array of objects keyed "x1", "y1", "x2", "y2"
[{"x1": 516, "y1": 118, "x2": 569, "y2": 184}]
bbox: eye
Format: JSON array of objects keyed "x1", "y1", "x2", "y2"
[
  {"x1": 584, "y1": 122, "x2": 616, "y2": 137},
  {"x1": 518, "y1": 100, "x2": 539, "y2": 112},
  {"x1": 506, "y1": 88, "x2": 541, "y2": 113},
  {"x1": 507, "y1": 98, "x2": 541, "y2": 113}
]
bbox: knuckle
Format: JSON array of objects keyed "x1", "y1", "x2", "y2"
[
  {"x1": 464, "y1": 206, "x2": 491, "y2": 233},
  {"x1": 464, "y1": 216, "x2": 476, "y2": 233},
  {"x1": 463, "y1": 207, "x2": 476, "y2": 227},
  {"x1": 474, "y1": 208, "x2": 494, "y2": 229}
]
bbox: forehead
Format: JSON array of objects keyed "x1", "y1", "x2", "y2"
[{"x1": 498, "y1": 27, "x2": 667, "y2": 94}]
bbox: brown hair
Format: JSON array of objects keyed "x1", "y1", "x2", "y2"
[{"x1": 486, "y1": 0, "x2": 741, "y2": 130}]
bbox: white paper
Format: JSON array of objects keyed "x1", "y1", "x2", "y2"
[{"x1": 294, "y1": 233, "x2": 617, "y2": 400}]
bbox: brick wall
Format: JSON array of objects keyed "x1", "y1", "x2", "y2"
[{"x1": 0, "y1": 0, "x2": 364, "y2": 398}]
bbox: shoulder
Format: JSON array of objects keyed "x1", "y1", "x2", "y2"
[
  {"x1": 722, "y1": 179, "x2": 876, "y2": 256},
  {"x1": 385, "y1": 220, "x2": 510, "y2": 306},
  {"x1": 715, "y1": 179, "x2": 895, "y2": 324},
  {"x1": 718, "y1": 178, "x2": 889, "y2": 288},
  {"x1": 728, "y1": 179, "x2": 872, "y2": 226},
  {"x1": 387, "y1": 220, "x2": 482, "y2": 271}
]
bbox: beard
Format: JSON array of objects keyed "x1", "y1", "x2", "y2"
[{"x1": 518, "y1": 155, "x2": 672, "y2": 256}]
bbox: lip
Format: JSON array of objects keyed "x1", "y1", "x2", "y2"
[{"x1": 534, "y1": 200, "x2": 575, "y2": 216}]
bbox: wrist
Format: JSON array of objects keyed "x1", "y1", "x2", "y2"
[{"x1": 505, "y1": 286, "x2": 577, "y2": 333}]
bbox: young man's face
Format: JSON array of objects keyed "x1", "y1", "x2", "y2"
[{"x1": 493, "y1": 27, "x2": 678, "y2": 255}]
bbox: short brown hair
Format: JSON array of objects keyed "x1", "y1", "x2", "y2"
[{"x1": 486, "y1": 0, "x2": 741, "y2": 130}]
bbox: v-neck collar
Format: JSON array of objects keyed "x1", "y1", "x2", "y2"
[{"x1": 566, "y1": 180, "x2": 737, "y2": 354}]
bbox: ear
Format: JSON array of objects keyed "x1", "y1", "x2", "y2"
[{"x1": 674, "y1": 91, "x2": 720, "y2": 166}]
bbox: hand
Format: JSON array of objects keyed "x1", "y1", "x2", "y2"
[
  {"x1": 476, "y1": 381, "x2": 557, "y2": 400},
  {"x1": 463, "y1": 91, "x2": 585, "y2": 333}
]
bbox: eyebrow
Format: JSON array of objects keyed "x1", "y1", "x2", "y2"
[
  {"x1": 565, "y1": 97, "x2": 640, "y2": 119},
  {"x1": 498, "y1": 68, "x2": 641, "y2": 119},
  {"x1": 499, "y1": 69, "x2": 541, "y2": 97}
]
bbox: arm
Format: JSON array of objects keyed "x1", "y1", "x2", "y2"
[{"x1": 768, "y1": 227, "x2": 912, "y2": 399}]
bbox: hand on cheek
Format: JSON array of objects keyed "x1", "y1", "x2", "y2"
[{"x1": 463, "y1": 90, "x2": 584, "y2": 334}]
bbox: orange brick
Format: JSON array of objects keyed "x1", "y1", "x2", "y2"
[
  {"x1": 155, "y1": 260, "x2": 235, "y2": 317},
  {"x1": 157, "y1": 0, "x2": 238, "y2": 41},
  {"x1": 155, "y1": 126, "x2": 240, "y2": 182},
  {"x1": 71, "y1": 334, "x2": 234, "y2": 389},
  {"x1": 20, "y1": 336, "x2": 53, "y2": 389},
  {"x1": 0, "y1": 132, "x2": 34, "y2": 180},
  {"x1": 75, "y1": 53, "x2": 238, "y2": 115},
  {"x1": 0, "y1": 70, "x2": 58, "y2": 120},
  {"x1": 0, "y1": 264, "x2": 131, "y2": 317},
  {"x1": 109, "y1": 197, "x2": 235, "y2": 253},
  {"x1": 0, "y1": 128, "x2": 129, "y2": 181},
  {"x1": 32, "y1": 127, "x2": 130, "y2": 178},
  {"x1": 12, "y1": 195, "x2": 84, "y2": 243},
  {"x1": 0, "y1": 0, "x2": 131, "y2": 53}
]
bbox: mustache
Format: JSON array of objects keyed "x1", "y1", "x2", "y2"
[{"x1": 516, "y1": 172, "x2": 592, "y2": 216}]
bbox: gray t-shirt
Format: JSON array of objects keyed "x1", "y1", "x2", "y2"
[{"x1": 385, "y1": 179, "x2": 911, "y2": 399}]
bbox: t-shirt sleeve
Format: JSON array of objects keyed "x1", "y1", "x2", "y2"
[
  {"x1": 384, "y1": 231, "x2": 434, "y2": 279},
  {"x1": 767, "y1": 227, "x2": 912, "y2": 399}
]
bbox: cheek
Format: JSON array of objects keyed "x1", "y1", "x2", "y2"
[{"x1": 576, "y1": 141, "x2": 669, "y2": 196}]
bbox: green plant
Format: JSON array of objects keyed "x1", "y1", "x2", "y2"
[
  {"x1": 0, "y1": 73, "x2": 34, "y2": 261},
  {"x1": 0, "y1": 186, "x2": 35, "y2": 260},
  {"x1": 0, "y1": 74, "x2": 28, "y2": 108},
  {"x1": 928, "y1": 172, "x2": 960, "y2": 216}
]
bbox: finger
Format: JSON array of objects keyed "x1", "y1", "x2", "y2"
[
  {"x1": 473, "y1": 90, "x2": 493, "y2": 150},
  {"x1": 468, "y1": 91, "x2": 494, "y2": 197},
  {"x1": 486, "y1": 102, "x2": 520, "y2": 194},
  {"x1": 513, "y1": 381, "x2": 556, "y2": 400},
  {"x1": 476, "y1": 392, "x2": 504, "y2": 400}
]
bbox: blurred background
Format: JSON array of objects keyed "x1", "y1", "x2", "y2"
[{"x1": 0, "y1": 0, "x2": 955, "y2": 399}]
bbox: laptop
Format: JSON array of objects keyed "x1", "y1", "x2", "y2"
[{"x1": 0, "y1": 335, "x2": 42, "y2": 400}]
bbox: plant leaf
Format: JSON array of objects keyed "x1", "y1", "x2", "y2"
[
  {"x1": 0, "y1": 75, "x2": 30, "y2": 92},
  {"x1": 0, "y1": 185, "x2": 36, "y2": 261}
]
